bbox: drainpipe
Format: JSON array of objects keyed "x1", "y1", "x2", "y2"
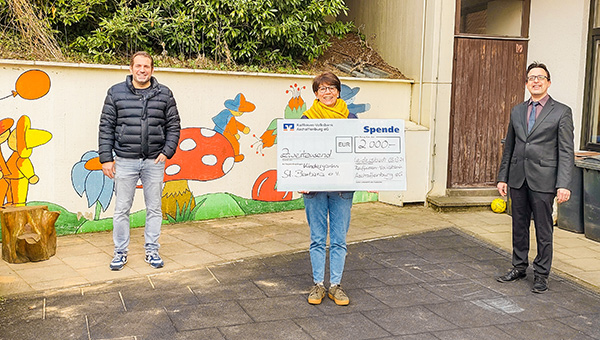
[
  {"x1": 419, "y1": 0, "x2": 431, "y2": 204},
  {"x1": 425, "y1": 0, "x2": 445, "y2": 202},
  {"x1": 418, "y1": 0, "x2": 428, "y2": 125}
]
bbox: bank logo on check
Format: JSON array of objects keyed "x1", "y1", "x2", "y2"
[{"x1": 283, "y1": 123, "x2": 295, "y2": 131}]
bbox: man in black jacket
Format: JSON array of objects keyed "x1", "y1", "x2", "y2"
[{"x1": 99, "y1": 51, "x2": 181, "y2": 271}]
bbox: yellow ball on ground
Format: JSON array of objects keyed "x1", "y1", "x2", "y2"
[{"x1": 491, "y1": 198, "x2": 506, "y2": 213}]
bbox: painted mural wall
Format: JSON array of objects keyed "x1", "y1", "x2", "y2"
[{"x1": 0, "y1": 60, "x2": 422, "y2": 236}]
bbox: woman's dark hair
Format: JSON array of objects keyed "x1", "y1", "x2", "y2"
[
  {"x1": 312, "y1": 71, "x2": 341, "y2": 94},
  {"x1": 526, "y1": 61, "x2": 550, "y2": 81}
]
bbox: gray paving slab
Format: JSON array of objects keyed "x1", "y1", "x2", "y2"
[
  {"x1": 166, "y1": 301, "x2": 254, "y2": 330},
  {"x1": 314, "y1": 288, "x2": 389, "y2": 314},
  {"x1": 252, "y1": 274, "x2": 312, "y2": 298},
  {"x1": 495, "y1": 319, "x2": 593, "y2": 340},
  {"x1": 432, "y1": 326, "x2": 513, "y2": 340},
  {"x1": 207, "y1": 260, "x2": 270, "y2": 283},
  {"x1": 171, "y1": 328, "x2": 225, "y2": 340},
  {"x1": 364, "y1": 283, "x2": 447, "y2": 308},
  {"x1": 414, "y1": 262, "x2": 485, "y2": 281},
  {"x1": 368, "y1": 237, "x2": 428, "y2": 253},
  {"x1": 150, "y1": 267, "x2": 216, "y2": 290},
  {"x1": 295, "y1": 313, "x2": 391, "y2": 339},
  {"x1": 0, "y1": 315, "x2": 89, "y2": 340},
  {"x1": 120, "y1": 286, "x2": 200, "y2": 311},
  {"x1": 421, "y1": 279, "x2": 505, "y2": 302},
  {"x1": 558, "y1": 314, "x2": 600, "y2": 339},
  {"x1": 535, "y1": 290, "x2": 600, "y2": 315},
  {"x1": 336, "y1": 269, "x2": 388, "y2": 289},
  {"x1": 365, "y1": 266, "x2": 430, "y2": 285},
  {"x1": 462, "y1": 257, "x2": 517, "y2": 276},
  {"x1": 220, "y1": 320, "x2": 313, "y2": 340},
  {"x1": 258, "y1": 253, "x2": 313, "y2": 277},
  {"x1": 2, "y1": 228, "x2": 600, "y2": 340},
  {"x1": 455, "y1": 244, "x2": 506, "y2": 261},
  {"x1": 363, "y1": 305, "x2": 457, "y2": 335},
  {"x1": 412, "y1": 247, "x2": 478, "y2": 264},
  {"x1": 385, "y1": 334, "x2": 439, "y2": 340},
  {"x1": 485, "y1": 295, "x2": 575, "y2": 321},
  {"x1": 45, "y1": 290, "x2": 127, "y2": 316},
  {"x1": 424, "y1": 300, "x2": 520, "y2": 328},
  {"x1": 238, "y1": 295, "x2": 322, "y2": 322},
  {"x1": 87, "y1": 309, "x2": 176, "y2": 339},
  {"x1": 367, "y1": 250, "x2": 432, "y2": 268},
  {"x1": 191, "y1": 280, "x2": 267, "y2": 303}
]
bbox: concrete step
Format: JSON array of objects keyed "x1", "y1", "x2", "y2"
[
  {"x1": 427, "y1": 194, "x2": 502, "y2": 212},
  {"x1": 446, "y1": 187, "x2": 499, "y2": 197}
]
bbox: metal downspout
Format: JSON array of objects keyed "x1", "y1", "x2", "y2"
[
  {"x1": 425, "y1": 0, "x2": 445, "y2": 202},
  {"x1": 418, "y1": 0, "x2": 427, "y2": 125}
]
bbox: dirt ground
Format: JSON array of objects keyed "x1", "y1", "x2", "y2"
[{"x1": 305, "y1": 33, "x2": 408, "y2": 80}]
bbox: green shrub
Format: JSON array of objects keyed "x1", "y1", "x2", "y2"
[{"x1": 4, "y1": 0, "x2": 353, "y2": 66}]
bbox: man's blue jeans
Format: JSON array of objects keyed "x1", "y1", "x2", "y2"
[
  {"x1": 113, "y1": 157, "x2": 165, "y2": 254},
  {"x1": 303, "y1": 191, "x2": 354, "y2": 285}
]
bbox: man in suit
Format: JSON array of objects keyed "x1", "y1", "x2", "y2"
[{"x1": 496, "y1": 61, "x2": 574, "y2": 293}]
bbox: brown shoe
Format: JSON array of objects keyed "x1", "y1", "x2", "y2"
[
  {"x1": 308, "y1": 284, "x2": 326, "y2": 305},
  {"x1": 328, "y1": 284, "x2": 349, "y2": 306}
]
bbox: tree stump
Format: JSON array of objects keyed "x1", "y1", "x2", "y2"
[{"x1": 1, "y1": 206, "x2": 60, "y2": 263}]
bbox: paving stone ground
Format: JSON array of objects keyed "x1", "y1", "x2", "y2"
[{"x1": 2, "y1": 228, "x2": 600, "y2": 340}]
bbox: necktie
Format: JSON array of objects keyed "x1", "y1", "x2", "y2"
[{"x1": 528, "y1": 102, "x2": 538, "y2": 133}]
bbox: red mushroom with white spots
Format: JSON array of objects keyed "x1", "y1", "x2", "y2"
[{"x1": 161, "y1": 127, "x2": 235, "y2": 219}]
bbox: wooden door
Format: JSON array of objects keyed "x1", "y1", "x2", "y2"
[{"x1": 448, "y1": 37, "x2": 527, "y2": 187}]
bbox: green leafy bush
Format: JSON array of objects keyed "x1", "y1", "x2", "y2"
[{"x1": 2, "y1": 0, "x2": 353, "y2": 66}]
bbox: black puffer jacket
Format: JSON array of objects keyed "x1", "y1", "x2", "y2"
[{"x1": 98, "y1": 75, "x2": 181, "y2": 163}]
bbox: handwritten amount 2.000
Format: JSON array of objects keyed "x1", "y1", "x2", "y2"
[{"x1": 355, "y1": 137, "x2": 400, "y2": 152}]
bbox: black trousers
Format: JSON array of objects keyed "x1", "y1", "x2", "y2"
[{"x1": 510, "y1": 180, "x2": 555, "y2": 278}]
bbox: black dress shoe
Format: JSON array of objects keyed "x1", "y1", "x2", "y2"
[
  {"x1": 496, "y1": 268, "x2": 527, "y2": 283},
  {"x1": 532, "y1": 276, "x2": 548, "y2": 293}
]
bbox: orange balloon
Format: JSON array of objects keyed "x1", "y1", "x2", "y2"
[{"x1": 14, "y1": 70, "x2": 50, "y2": 100}]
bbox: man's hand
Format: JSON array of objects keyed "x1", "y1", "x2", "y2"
[
  {"x1": 102, "y1": 161, "x2": 116, "y2": 179},
  {"x1": 155, "y1": 153, "x2": 167, "y2": 163},
  {"x1": 556, "y1": 188, "x2": 571, "y2": 204},
  {"x1": 497, "y1": 182, "x2": 508, "y2": 197}
]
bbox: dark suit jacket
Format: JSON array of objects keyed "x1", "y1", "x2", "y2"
[{"x1": 497, "y1": 95, "x2": 574, "y2": 193}]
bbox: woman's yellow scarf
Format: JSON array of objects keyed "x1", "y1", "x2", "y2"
[{"x1": 303, "y1": 99, "x2": 349, "y2": 119}]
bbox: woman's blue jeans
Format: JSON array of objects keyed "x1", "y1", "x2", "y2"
[
  {"x1": 303, "y1": 191, "x2": 354, "y2": 285},
  {"x1": 113, "y1": 157, "x2": 165, "y2": 254}
]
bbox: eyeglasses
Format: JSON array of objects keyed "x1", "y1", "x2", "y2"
[
  {"x1": 527, "y1": 75, "x2": 549, "y2": 82},
  {"x1": 318, "y1": 85, "x2": 338, "y2": 93}
]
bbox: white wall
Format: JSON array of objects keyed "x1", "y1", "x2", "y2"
[
  {"x1": 344, "y1": 0, "x2": 424, "y2": 80},
  {"x1": 0, "y1": 60, "x2": 427, "y2": 219},
  {"x1": 344, "y1": 0, "x2": 455, "y2": 197},
  {"x1": 528, "y1": 0, "x2": 589, "y2": 150}
]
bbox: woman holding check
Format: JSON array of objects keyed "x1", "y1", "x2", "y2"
[{"x1": 301, "y1": 72, "x2": 357, "y2": 306}]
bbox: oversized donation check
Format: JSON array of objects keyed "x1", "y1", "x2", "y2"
[{"x1": 277, "y1": 119, "x2": 406, "y2": 191}]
